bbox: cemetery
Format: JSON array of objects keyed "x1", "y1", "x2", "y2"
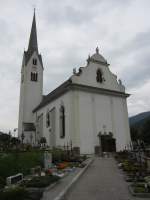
[
  {"x1": 0, "y1": 147, "x2": 89, "y2": 200},
  {"x1": 115, "y1": 147, "x2": 150, "y2": 198}
]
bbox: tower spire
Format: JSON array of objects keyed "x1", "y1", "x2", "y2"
[{"x1": 27, "y1": 10, "x2": 38, "y2": 54}]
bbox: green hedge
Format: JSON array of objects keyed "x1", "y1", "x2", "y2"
[
  {"x1": 0, "y1": 151, "x2": 43, "y2": 179},
  {"x1": 22, "y1": 175, "x2": 60, "y2": 188},
  {"x1": 0, "y1": 187, "x2": 28, "y2": 200},
  {"x1": 0, "y1": 177, "x2": 5, "y2": 189}
]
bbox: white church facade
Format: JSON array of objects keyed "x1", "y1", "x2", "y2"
[{"x1": 18, "y1": 13, "x2": 131, "y2": 154}]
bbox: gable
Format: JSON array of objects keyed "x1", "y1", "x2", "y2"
[
  {"x1": 71, "y1": 52, "x2": 125, "y2": 93},
  {"x1": 24, "y1": 51, "x2": 43, "y2": 68}
]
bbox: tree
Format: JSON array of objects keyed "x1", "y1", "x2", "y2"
[
  {"x1": 141, "y1": 119, "x2": 150, "y2": 144},
  {"x1": 130, "y1": 126, "x2": 139, "y2": 141},
  {"x1": 0, "y1": 133, "x2": 11, "y2": 150},
  {"x1": 11, "y1": 137, "x2": 20, "y2": 147}
]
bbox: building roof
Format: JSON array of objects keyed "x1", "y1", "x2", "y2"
[
  {"x1": 88, "y1": 47, "x2": 109, "y2": 66},
  {"x1": 24, "y1": 11, "x2": 43, "y2": 67},
  {"x1": 33, "y1": 80, "x2": 130, "y2": 113},
  {"x1": 28, "y1": 11, "x2": 38, "y2": 54},
  {"x1": 24, "y1": 51, "x2": 43, "y2": 67},
  {"x1": 33, "y1": 79, "x2": 72, "y2": 112}
]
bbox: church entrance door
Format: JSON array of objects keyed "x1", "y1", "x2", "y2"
[{"x1": 101, "y1": 135, "x2": 116, "y2": 152}]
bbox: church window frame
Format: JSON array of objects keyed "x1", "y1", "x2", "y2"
[
  {"x1": 59, "y1": 105, "x2": 65, "y2": 138},
  {"x1": 21, "y1": 73, "x2": 24, "y2": 83},
  {"x1": 31, "y1": 72, "x2": 38, "y2": 82},
  {"x1": 46, "y1": 110, "x2": 50, "y2": 128},
  {"x1": 33, "y1": 58, "x2": 37, "y2": 65},
  {"x1": 96, "y1": 69, "x2": 103, "y2": 83}
]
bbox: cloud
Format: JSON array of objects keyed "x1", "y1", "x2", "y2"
[
  {"x1": 0, "y1": 0, "x2": 150, "y2": 131},
  {"x1": 128, "y1": 79, "x2": 150, "y2": 116},
  {"x1": 106, "y1": 30, "x2": 150, "y2": 89}
]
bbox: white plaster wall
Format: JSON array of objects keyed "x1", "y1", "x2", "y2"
[
  {"x1": 23, "y1": 52, "x2": 43, "y2": 121},
  {"x1": 35, "y1": 91, "x2": 72, "y2": 147},
  {"x1": 69, "y1": 58, "x2": 130, "y2": 153},
  {"x1": 71, "y1": 61, "x2": 125, "y2": 92},
  {"x1": 112, "y1": 97, "x2": 131, "y2": 151},
  {"x1": 77, "y1": 91, "x2": 131, "y2": 154},
  {"x1": 34, "y1": 89, "x2": 130, "y2": 153},
  {"x1": 18, "y1": 51, "x2": 43, "y2": 140}
]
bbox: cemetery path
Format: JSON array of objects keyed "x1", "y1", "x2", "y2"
[{"x1": 63, "y1": 157, "x2": 146, "y2": 200}]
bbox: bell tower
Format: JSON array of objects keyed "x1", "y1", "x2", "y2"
[{"x1": 18, "y1": 11, "x2": 43, "y2": 144}]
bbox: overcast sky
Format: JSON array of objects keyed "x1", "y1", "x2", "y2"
[{"x1": 0, "y1": 0, "x2": 150, "y2": 133}]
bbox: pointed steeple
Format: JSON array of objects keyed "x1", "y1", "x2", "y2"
[{"x1": 27, "y1": 10, "x2": 38, "y2": 54}]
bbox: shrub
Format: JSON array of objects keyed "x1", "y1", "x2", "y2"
[
  {"x1": 0, "y1": 151, "x2": 43, "y2": 179},
  {"x1": 52, "y1": 149, "x2": 63, "y2": 163},
  {"x1": 145, "y1": 176, "x2": 150, "y2": 184},
  {"x1": 0, "y1": 177, "x2": 5, "y2": 189},
  {"x1": 134, "y1": 186, "x2": 146, "y2": 193},
  {"x1": 23, "y1": 175, "x2": 60, "y2": 188},
  {"x1": 0, "y1": 187, "x2": 28, "y2": 200},
  {"x1": 52, "y1": 148, "x2": 70, "y2": 162}
]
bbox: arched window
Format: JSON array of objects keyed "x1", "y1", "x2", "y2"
[
  {"x1": 96, "y1": 69, "x2": 103, "y2": 83},
  {"x1": 21, "y1": 74, "x2": 24, "y2": 83},
  {"x1": 33, "y1": 59, "x2": 37, "y2": 65},
  {"x1": 31, "y1": 72, "x2": 38, "y2": 82},
  {"x1": 46, "y1": 111, "x2": 50, "y2": 127},
  {"x1": 60, "y1": 105, "x2": 65, "y2": 138}
]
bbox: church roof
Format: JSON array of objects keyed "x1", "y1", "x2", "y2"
[
  {"x1": 24, "y1": 51, "x2": 43, "y2": 67},
  {"x1": 24, "y1": 11, "x2": 43, "y2": 67},
  {"x1": 33, "y1": 80, "x2": 72, "y2": 112},
  {"x1": 28, "y1": 11, "x2": 38, "y2": 54},
  {"x1": 88, "y1": 47, "x2": 109, "y2": 66},
  {"x1": 33, "y1": 80, "x2": 129, "y2": 113}
]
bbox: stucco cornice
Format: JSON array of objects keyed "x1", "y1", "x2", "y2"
[
  {"x1": 33, "y1": 81, "x2": 130, "y2": 113},
  {"x1": 70, "y1": 83, "x2": 130, "y2": 98}
]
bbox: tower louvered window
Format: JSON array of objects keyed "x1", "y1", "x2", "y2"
[
  {"x1": 31, "y1": 72, "x2": 38, "y2": 81},
  {"x1": 33, "y1": 59, "x2": 37, "y2": 65}
]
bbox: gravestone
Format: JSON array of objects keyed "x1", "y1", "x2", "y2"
[
  {"x1": 44, "y1": 151, "x2": 52, "y2": 169},
  {"x1": 6, "y1": 173, "x2": 23, "y2": 186}
]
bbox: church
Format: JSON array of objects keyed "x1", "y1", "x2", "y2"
[{"x1": 18, "y1": 12, "x2": 131, "y2": 154}]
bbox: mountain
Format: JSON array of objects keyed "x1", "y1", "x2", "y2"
[{"x1": 129, "y1": 111, "x2": 150, "y2": 127}]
